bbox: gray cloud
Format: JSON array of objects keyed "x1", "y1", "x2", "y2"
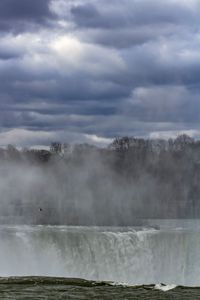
[
  {"x1": 70, "y1": 0, "x2": 200, "y2": 48},
  {"x1": 0, "y1": 0, "x2": 200, "y2": 146},
  {"x1": 0, "y1": 0, "x2": 56, "y2": 33}
]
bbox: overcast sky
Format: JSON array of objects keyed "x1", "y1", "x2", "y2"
[{"x1": 0, "y1": 0, "x2": 200, "y2": 147}]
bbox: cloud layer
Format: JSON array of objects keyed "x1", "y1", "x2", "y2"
[{"x1": 0, "y1": 0, "x2": 200, "y2": 147}]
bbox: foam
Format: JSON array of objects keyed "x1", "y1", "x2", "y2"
[{"x1": 154, "y1": 283, "x2": 177, "y2": 291}]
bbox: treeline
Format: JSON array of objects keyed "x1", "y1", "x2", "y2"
[{"x1": 0, "y1": 134, "x2": 200, "y2": 224}]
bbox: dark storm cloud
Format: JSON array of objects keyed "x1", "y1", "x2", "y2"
[
  {"x1": 0, "y1": 0, "x2": 200, "y2": 146},
  {"x1": 70, "y1": 0, "x2": 200, "y2": 48},
  {"x1": 0, "y1": 0, "x2": 56, "y2": 32},
  {"x1": 75, "y1": 0, "x2": 199, "y2": 26},
  {"x1": 71, "y1": 3, "x2": 100, "y2": 28},
  {"x1": 0, "y1": 50, "x2": 20, "y2": 60}
]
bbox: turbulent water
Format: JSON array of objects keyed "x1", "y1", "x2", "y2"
[
  {"x1": 0, "y1": 277, "x2": 200, "y2": 300},
  {"x1": 1, "y1": 220, "x2": 200, "y2": 298}
]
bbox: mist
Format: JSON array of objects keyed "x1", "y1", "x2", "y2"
[
  {"x1": 0, "y1": 151, "x2": 136, "y2": 225},
  {"x1": 0, "y1": 134, "x2": 199, "y2": 225}
]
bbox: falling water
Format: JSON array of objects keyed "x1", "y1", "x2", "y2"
[{"x1": 0, "y1": 222, "x2": 200, "y2": 286}]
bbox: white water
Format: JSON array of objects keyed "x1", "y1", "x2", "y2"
[
  {"x1": 0, "y1": 222, "x2": 200, "y2": 285},
  {"x1": 154, "y1": 284, "x2": 177, "y2": 291}
]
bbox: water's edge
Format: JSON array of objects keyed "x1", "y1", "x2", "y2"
[
  {"x1": 0, "y1": 276, "x2": 200, "y2": 299},
  {"x1": 0, "y1": 276, "x2": 198, "y2": 289},
  {"x1": 0, "y1": 276, "x2": 114, "y2": 287}
]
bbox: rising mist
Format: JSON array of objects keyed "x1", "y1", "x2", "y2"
[{"x1": 0, "y1": 134, "x2": 199, "y2": 225}]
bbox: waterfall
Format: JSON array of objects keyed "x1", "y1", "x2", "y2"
[{"x1": 0, "y1": 225, "x2": 199, "y2": 285}]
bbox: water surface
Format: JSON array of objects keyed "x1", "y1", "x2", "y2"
[{"x1": 0, "y1": 277, "x2": 199, "y2": 300}]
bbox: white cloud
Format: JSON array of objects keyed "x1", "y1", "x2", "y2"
[
  {"x1": 84, "y1": 134, "x2": 112, "y2": 146},
  {"x1": 0, "y1": 31, "x2": 126, "y2": 80},
  {"x1": 149, "y1": 129, "x2": 200, "y2": 140},
  {"x1": 0, "y1": 128, "x2": 112, "y2": 148},
  {"x1": 49, "y1": 35, "x2": 126, "y2": 76},
  {"x1": 0, "y1": 129, "x2": 53, "y2": 147}
]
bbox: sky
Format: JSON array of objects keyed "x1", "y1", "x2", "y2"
[{"x1": 0, "y1": 0, "x2": 200, "y2": 147}]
